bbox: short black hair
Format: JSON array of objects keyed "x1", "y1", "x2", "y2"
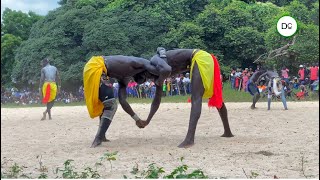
[{"x1": 42, "y1": 58, "x2": 50, "y2": 64}]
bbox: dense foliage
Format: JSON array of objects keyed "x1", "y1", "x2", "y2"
[{"x1": 1, "y1": 0, "x2": 319, "y2": 90}]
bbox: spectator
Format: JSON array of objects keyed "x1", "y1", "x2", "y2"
[
  {"x1": 183, "y1": 73, "x2": 191, "y2": 94},
  {"x1": 248, "y1": 67, "x2": 254, "y2": 76},
  {"x1": 298, "y1": 65, "x2": 305, "y2": 84},
  {"x1": 230, "y1": 68, "x2": 236, "y2": 89},
  {"x1": 234, "y1": 68, "x2": 242, "y2": 90},
  {"x1": 281, "y1": 66, "x2": 290, "y2": 84},
  {"x1": 310, "y1": 63, "x2": 319, "y2": 90},
  {"x1": 162, "y1": 80, "x2": 167, "y2": 97},
  {"x1": 242, "y1": 69, "x2": 249, "y2": 92}
]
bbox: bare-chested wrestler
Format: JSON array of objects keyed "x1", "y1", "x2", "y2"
[
  {"x1": 39, "y1": 58, "x2": 61, "y2": 120},
  {"x1": 256, "y1": 71, "x2": 288, "y2": 110},
  {"x1": 139, "y1": 48, "x2": 234, "y2": 148},
  {"x1": 83, "y1": 55, "x2": 171, "y2": 147},
  {"x1": 246, "y1": 69, "x2": 267, "y2": 109}
]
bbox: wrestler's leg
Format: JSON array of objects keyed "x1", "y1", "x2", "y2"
[
  {"x1": 281, "y1": 89, "x2": 288, "y2": 110},
  {"x1": 47, "y1": 101, "x2": 54, "y2": 120},
  {"x1": 91, "y1": 116, "x2": 112, "y2": 148},
  {"x1": 251, "y1": 93, "x2": 260, "y2": 109},
  {"x1": 267, "y1": 96, "x2": 272, "y2": 110},
  {"x1": 41, "y1": 108, "x2": 47, "y2": 120},
  {"x1": 217, "y1": 103, "x2": 234, "y2": 137},
  {"x1": 178, "y1": 63, "x2": 204, "y2": 148},
  {"x1": 91, "y1": 100, "x2": 117, "y2": 148}
]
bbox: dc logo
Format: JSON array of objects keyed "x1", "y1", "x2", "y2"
[{"x1": 277, "y1": 16, "x2": 297, "y2": 37}]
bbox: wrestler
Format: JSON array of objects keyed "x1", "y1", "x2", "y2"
[
  {"x1": 39, "y1": 58, "x2": 61, "y2": 120},
  {"x1": 142, "y1": 48, "x2": 234, "y2": 148},
  {"x1": 257, "y1": 71, "x2": 288, "y2": 110},
  {"x1": 246, "y1": 69, "x2": 267, "y2": 109},
  {"x1": 83, "y1": 55, "x2": 170, "y2": 147}
]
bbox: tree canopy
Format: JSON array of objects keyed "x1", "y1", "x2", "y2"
[{"x1": 1, "y1": 0, "x2": 319, "y2": 90}]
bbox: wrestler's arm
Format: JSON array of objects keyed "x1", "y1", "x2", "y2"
[
  {"x1": 118, "y1": 81, "x2": 146, "y2": 128},
  {"x1": 39, "y1": 68, "x2": 45, "y2": 96},
  {"x1": 118, "y1": 82, "x2": 135, "y2": 117},
  {"x1": 256, "y1": 72, "x2": 268, "y2": 84},
  {"x1": 146, "y1": 84, "x2": 162, "y2": 124},
  {"x1": 56, "y1": 69, "x2": 61, "y2": 93}
]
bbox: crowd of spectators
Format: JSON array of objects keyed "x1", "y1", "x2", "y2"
[
  {"x1": 1, "y1": 86, "x2": 84, "y2": 105},
  {"x1": 2, "y1": 63, "x2": 318, "y2": 105}
]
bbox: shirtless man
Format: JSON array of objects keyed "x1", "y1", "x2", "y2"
[
  {"x1": 39, "y1": 58, "x2": 61, "y2": 120},
  {"x1": 139, "y1": 48, "x2": 233, "y2": 148},
  {"x1": 83, "y1": 55, "x2": 171, "y2": 147},
  {"x1": 257, "y1": 71, "x2": 288, "y2": 110}
]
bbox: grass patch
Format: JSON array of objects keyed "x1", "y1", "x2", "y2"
[{"x1": 1, "y1": 153, "x2": 208, "y2": 179}]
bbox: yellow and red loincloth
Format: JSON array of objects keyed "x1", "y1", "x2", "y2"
[
  {"x1": 42, "y1": 82, "x2": 57, "y2": 104},
  {"x1": 190, "y1": 50, "x2": 223, "y2": 108},
  {"x1": 83, "y1": 56, "x2": 107, "y2": 118}
]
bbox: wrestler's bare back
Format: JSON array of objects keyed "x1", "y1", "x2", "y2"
[{"x1": 104, "y1": 55, "x2": 158, "y2": 82}]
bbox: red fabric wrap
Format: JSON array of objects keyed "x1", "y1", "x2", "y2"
[
  {"x1": 42, "y1": 83, "x2": 51, "y2": 104},
  {"x1": 208, "y1": 54, "x2": 223, "y2": 109}
]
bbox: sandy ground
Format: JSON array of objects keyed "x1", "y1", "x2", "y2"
[{"x1": 1, "y1": 102, "x2": 319, "y2": 178}]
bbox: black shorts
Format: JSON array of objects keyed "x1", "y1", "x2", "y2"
[
  {"x1": 248, "y1": 82, "x2": 259, "y2": 96},
  {"x1": 99, "y1": 83, "x2": 115, "y2": 102}
]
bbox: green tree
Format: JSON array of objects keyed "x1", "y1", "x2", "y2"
[
  {"x1": 1, "y1": 34, "x2": 22, "y2": 84},
  {"x1": 224, "y1": 27, "x2": 266, "y2": 67},
  {"x1": 1, "y1": 8, "x2": 42, "y2": 40}
]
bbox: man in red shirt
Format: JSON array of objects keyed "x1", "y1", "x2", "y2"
[
  {"x1": 298, "y1": 65, "x2": 305, "y2": 84},
  {"x1": 310, "y1": 63, "x2": 319, "y2": 90}
]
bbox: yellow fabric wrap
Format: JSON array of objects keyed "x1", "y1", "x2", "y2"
[
  {"x1": 83, "y1": 56, "x2": 107, "y2": 118},
  {"x1": 190, "y1": 50, "x2": 214, "y2": 98},
  {"x1": 42, "y1": 82, "x2": 57, "y2": 103}
]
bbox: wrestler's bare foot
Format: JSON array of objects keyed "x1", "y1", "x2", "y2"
[
  {"x1": 251, "y1": 105, "x2": 256, "y2": 109},
  {"x1": 41, "y1": 112, "x2": 46, "y2": 120},
  {"x1": 178, "y1": 141, "x2": 194, "y2": 148},
  {"x1": 91, "y1": 137, "x2": 102, "y2": 148},
  {"x1": 221, "y1": 133, "x2": 234, "y2": 137},
  {"x1": 102, "y1": 136, "x2": 110, "y2": 142}
]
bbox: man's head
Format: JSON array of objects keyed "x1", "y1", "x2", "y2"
[{"x1": 41, "y1": 58, "x2": 50, "y2": 67}]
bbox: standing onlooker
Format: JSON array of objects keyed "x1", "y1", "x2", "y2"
[
  {"x1": 162, "y1": 80, "x2": 167, "y2": 97},
  {"x1": 310, "y1": 63, "x2": 319, "y2": 90},
  {"x1": 113, "y1": 82, "x2": 119, "y2": 98},
  {"x1": 230, "y1": 68, "x2": 236, "y2": 89},
  {"x1": 235, "y1": 68, "x2": 242, "y2": 90},
  {"x1": 248, "y1": 67, "x2": 254, "y2": 76},
  {"x1": 298, "y1": 65, "x2": 305, "y2": 84},
  {"x1": 166, "y1": 78, "x2": 172, "y2": 96},
  {"x1": 183, "y1": 73, "x2": 191, "y2": 94},
  {"x1": 242, "y1": 69, "x2": 249, "y2": 92},
  {"x1": 281, "y1": 66, "x2": 290, "y2": 84}
]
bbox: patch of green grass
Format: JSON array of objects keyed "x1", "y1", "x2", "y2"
[
  {"x1": 124, "y1": 157, "x2": 208, "y2": 179},
  {"x1": 1, "y1": 153, "x2": 209, "y2": 179}
]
